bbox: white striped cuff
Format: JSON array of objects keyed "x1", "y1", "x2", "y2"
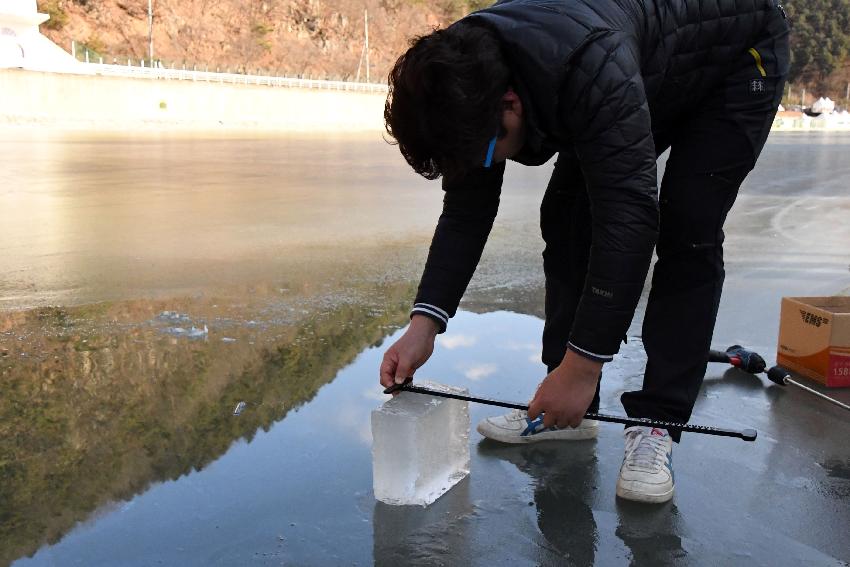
[
  {"x1": 410, "y1": 303, "x2": 449, "y2": 332},
  {"x1": 567, "y1": 341, "x2": 614, "y2": 363}
]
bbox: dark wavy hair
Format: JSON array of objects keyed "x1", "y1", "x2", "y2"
[{"x1": 384, "y1": 22, "x2": 510, "y2": 180}]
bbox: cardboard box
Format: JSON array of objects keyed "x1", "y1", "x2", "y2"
[{"x1": 777, "y1": 296, "x2": 850, "y2": 388}]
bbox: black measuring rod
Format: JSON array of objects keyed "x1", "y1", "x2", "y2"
[{"x1": 383, "y1": 380, "x2": 757, "y2": 442}]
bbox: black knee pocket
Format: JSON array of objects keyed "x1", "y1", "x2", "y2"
[
  {"x1": 656, "y1": 235, "x2": 722, "y2": 257},
  {"x1": 656, "y1": 165, "x2": 747, "y2": 256}
]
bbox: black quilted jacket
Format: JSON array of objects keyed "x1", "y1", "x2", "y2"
[{"x1": 412, "y1": 0, "x2": 787, "y2": 361}]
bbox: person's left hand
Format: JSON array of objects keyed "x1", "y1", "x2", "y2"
[{"x1": 528, "y1": 350, "x2": 603, "y2": 429}]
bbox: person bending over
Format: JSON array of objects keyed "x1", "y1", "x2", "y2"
[{"x1": 379, "y1": 0, "x2": 788, "y2": 503}]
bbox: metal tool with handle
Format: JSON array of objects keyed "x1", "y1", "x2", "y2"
[
  {"x1": 765, "y1": 366, "x2": 850, "y2": 412},
  {"x1": 384, "y1": 379, "x2": 757, "y2": 441},
  {"x1": 709, "y1": 345, "x2": 850, "y2": 413}
]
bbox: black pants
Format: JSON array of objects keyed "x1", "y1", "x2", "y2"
[{"x1": 541, "y1": 9, "x2": 789, "y2": 441}]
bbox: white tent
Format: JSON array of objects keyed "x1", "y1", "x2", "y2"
[{"x1": 812, "y1": 97, "x2": 835, "y2": 114}]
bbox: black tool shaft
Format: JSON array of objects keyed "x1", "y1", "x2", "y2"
[
  {"x1": 388, "y1": 383, "x2": 756, "y2": 441},
  {"x1": 708, "y1": 350, "x2": 732, "y2": 363}
]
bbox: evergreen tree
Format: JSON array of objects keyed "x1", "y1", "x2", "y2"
[{"x1": 786, "y1": 0, "x2": 850, "y2": 83}]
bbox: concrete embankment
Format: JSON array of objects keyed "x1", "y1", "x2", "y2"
[
  {"x1": 5, "y1": 68, "x2": 848, "y2": 134},
  {"x1": 0, "y1": 69, "x2": 387, "y2": 132}
]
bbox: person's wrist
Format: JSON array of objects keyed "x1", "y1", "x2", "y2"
[
  {"x1": 559, "y1": 349, "x2": 603, "y2": 382},
  {"x1": 410, "y1": 314, "x2": 440, "y2": 338}
]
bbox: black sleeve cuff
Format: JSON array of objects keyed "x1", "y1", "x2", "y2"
[
  {"x1": 567, "y1": 342, "x2": 614, "y2": 363},
  {"x1": 410, "y1": 303, "x2": 448, "y2": 334}
]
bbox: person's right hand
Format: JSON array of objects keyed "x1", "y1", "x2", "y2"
[{"x1": 379, "y1": 315, "x2": 440, "y2": 390}]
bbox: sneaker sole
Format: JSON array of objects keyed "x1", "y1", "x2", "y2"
[
  {"x1": 476, "y1": 422, "x2": 599, "y2": 444},
  {"x1": 615, "y1": 484, "x2": 674, "y2": 504}
]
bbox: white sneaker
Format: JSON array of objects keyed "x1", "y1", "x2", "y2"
[
  {"x1": 616, "y1": 426, "x2": 675, "y2": 503},
  {"x1": 476, "y1": 409, "x2": 599, "y2": 444}
]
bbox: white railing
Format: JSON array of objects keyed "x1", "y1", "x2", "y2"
[{"x1": 71, "y1": 61, "x2": 388, "y2": 93}]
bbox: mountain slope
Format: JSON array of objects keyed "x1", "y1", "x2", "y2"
[{"x1": 37, "y1": 0, "x2": 482, "y2": 81}]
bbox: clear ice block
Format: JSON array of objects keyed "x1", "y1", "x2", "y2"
[{"x1": 371, "y1": 381, "x2": 470, "y2": 506}]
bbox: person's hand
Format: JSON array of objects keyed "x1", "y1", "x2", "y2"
[
  {"x1": 528, "y1": 350, "x2": 602, "y2": 428},
  {"x1": 379, "y1": 315, "x2": 440, "y2": 390}
]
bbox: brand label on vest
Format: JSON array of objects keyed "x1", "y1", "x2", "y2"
[
  {"x1": 591, "y1": 286, "x2": 613, "y2": 299},
  {"x1": 749, "y1": 79, "x2": 766, "y2": 94}
]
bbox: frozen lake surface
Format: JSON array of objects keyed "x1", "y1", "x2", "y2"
[{"x1": 1, "y1": 131, "x2": 849, "y2": 565}]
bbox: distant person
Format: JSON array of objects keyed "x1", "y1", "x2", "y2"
[{"x1": 379, "y1": 0, "x2": 788, "y2": 503}]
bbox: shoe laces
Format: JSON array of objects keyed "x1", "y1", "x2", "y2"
[
  {"x1": 624, "y1": 429, "x2": 669, "y2": 472},
  {"x1": 507, "y1": 408, "x2": 528, "y2": 421}
]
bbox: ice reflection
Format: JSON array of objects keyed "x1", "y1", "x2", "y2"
[
  {"x1": 436, "y1": 334, "x2": 477, "y2": 349},
  {"x1": 614, "y1": 501, "x2": 686, "y2": 564},
  {"x1": 1, "y1": 282, "x2": 413, "y2": 566},
  {"x1": 476, "y1": 441, "x2": 601, "y2": 565},
  {"x1": 461, "y1": 363, "x2": 498, "y2": 381},
  {"x1": 373, "y1": 479, "x2": 474, "y2": 566}
]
